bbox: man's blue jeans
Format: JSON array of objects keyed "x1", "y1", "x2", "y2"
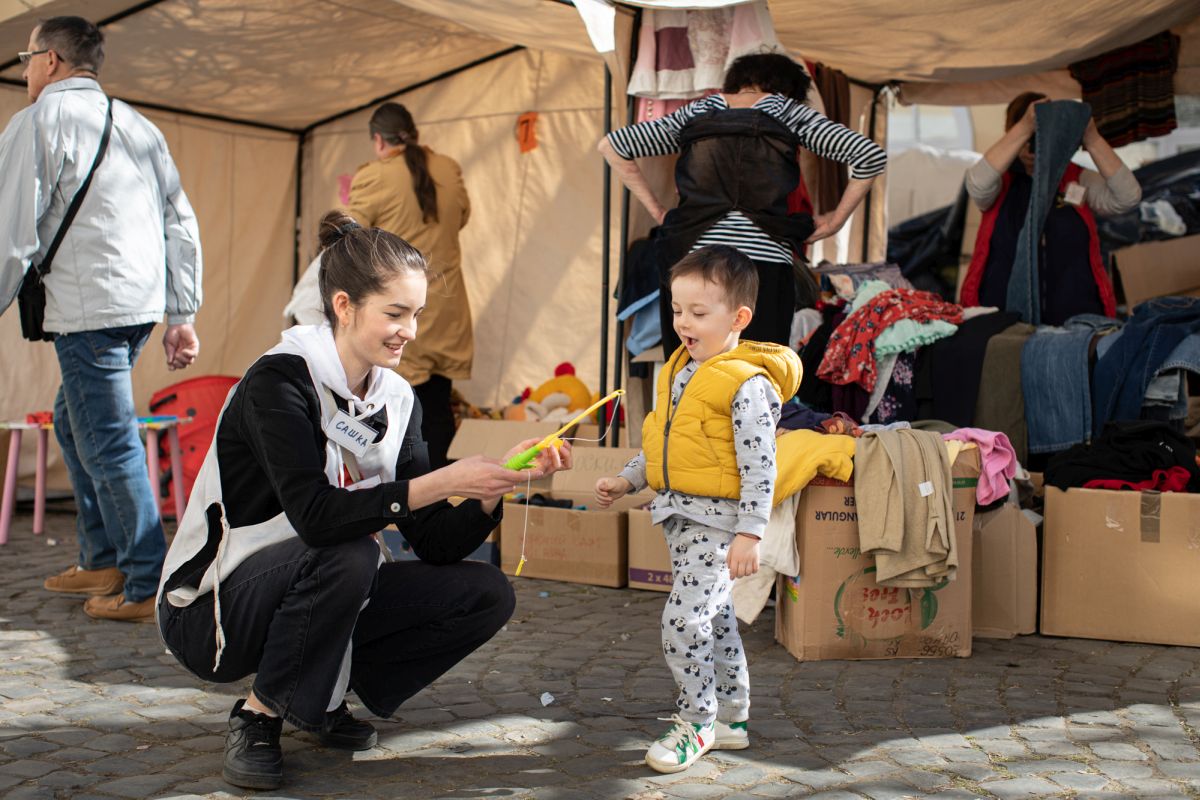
[{"x1": 53, "y1": 324, "x2": 165, "y2": 602}]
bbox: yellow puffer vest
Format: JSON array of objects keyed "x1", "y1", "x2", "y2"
[{"x1": 642, "y1": 341, "x2": 802, "y2": 502}]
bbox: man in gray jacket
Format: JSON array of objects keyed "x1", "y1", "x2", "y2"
[{"x1": 0, "y1": 16, "x2": 203, "y2": 621}]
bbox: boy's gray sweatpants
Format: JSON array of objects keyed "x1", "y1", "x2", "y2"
[{"x1": 661, "y1": 516, "x2": 751, "y2": 725}]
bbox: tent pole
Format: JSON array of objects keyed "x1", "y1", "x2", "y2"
[
  {"x1": 860, "y1": 86, "x2": 883, "y2": 260},
  {"x1": 609, "y1": 8, "x2": 641, "y2": 448},
  {"x1": 0, "y1": 0, "x2": 173, "y2": 73},
  {"x1": 293, "y1": 130, "x2": 306, "y2": 287},
  {"x1": 600, "y1": 64, "x2": 612, "y2": 436},
  {"x1": 0, "y1": 78, "x2": 298, "y2": 134},
  {"x1": 304, "y1": 47, "x2": 525, "y2": 133}
]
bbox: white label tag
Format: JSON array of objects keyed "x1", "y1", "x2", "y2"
[
  {"x1": 346, "y1": 474, "x2": 382, "y2": 492},
  {"x1": 324, "y1": 409, "x2": 374, "y2": 459},
  {"x1": 1063, "y1": 181, "x2": 1086, "y2": 206},
  {"x1": 918, "y1": 481, "x2": 934, "y2": 498}
]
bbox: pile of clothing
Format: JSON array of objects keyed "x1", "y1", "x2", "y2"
[{"x1": 1045, "y1": 420, "x2": 1200, "y2": 493}]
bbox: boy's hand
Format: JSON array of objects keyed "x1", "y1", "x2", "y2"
[
  {"x1": 727, "y1": 534, "x2": 760, "y2": 579},
  {"x1": 594, "y1": 476, "x2": 633, "y2": 509}
]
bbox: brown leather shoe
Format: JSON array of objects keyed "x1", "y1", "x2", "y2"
[
  {"x1": 83, "y1": 593, "x2": 155, "y2": 623},
  {"x1": 43, "y1": 566, "x2": 124, "y2": 596}
]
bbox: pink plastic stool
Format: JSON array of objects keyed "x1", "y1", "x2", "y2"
[
  {"x1": 0, "y1": 421, "x2": 51, "y2": 544},
  {"x1": 0, "y1": 416, "x2": 190, "y2": 545}
]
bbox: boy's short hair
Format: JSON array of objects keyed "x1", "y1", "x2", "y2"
[{"x1": 669, "y1": 245, "x2": 758, "y2": 311}]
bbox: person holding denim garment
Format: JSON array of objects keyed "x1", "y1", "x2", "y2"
[
  {"x1": 0, "y1": 17, "x2": 202, "y2": 622},
  {"x1": 961, "y1": 92, "x2": 1142, "y2": 326},
  {"x1": 156, "y1": 211, "x2": 571, "y2": 791}
]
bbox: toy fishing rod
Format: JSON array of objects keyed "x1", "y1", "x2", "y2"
[{"x1": 503, "y1": 389, "x2": 626, "y2": 470}]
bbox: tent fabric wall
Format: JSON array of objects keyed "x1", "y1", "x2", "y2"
[
  {"x1": 0, "y1": 84, "x2": 296, "y2": 485},
  {"x1": 302, "y1": 48, "x2": 615, "y2": 409}
]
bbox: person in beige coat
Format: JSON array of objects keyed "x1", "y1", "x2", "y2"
[{"x1": 348, "y1": 102, "x2": 471, "y2": 467}]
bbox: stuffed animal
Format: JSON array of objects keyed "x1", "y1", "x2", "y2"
[{"x1": 503, "y1": 362, "x2": 592, "y2": 423}]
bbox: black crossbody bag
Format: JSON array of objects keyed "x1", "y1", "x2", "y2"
[{"x1": 18, "y1": 98, "x2": 114, "y2": 342}]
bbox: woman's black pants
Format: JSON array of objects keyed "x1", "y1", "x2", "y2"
[
  {"x1": 158, "y1": 536, "x2": 515, "y2": 732},
  {"x1": 414, "y1": 374, "x2": 454, "y2": 469}
]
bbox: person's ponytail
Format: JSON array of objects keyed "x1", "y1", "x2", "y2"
[
  {"x1": 403, "y1": 140, "x2": 439, "y2": 224},
  {"x1": 370, "y1": 102, "x2": 439, "y2": 224}
]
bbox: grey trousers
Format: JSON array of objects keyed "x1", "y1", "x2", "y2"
[{"x1": 661, "y1": 517, "x2": 751, "y2": 725}]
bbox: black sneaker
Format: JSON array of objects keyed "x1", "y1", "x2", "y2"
[
  {"x1": 318, "y1": 702, "x2": 378, "y2": 750},
  {"x1": 223, "y1": 699, "x2": 284, "y2": 790}
]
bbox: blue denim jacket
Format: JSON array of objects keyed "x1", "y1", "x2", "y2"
[{"x1": 1092, "y1": 296, "x2": 1200, "y2": 434}]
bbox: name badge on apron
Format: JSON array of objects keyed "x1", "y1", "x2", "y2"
[
  {"x1": 1063, "y1": 181, "x2": 1086, "y2": 206},
  {"x1": 325, "y1": 409, "x2": 375, "y2": 459}
]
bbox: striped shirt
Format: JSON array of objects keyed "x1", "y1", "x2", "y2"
[{"x1": 607, "y1": 94, "x2": 886, "y2": 264}]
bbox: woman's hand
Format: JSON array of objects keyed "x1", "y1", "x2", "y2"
[
  {"x1": 594, "y1": 476, "x2": 633, "y2": 509},
  {"x1": 436, "y1": 456, "x2": 529, "y2": 502},
  {"x1": 727, "y1": 533, "x2": 761, "y2": 579},
  {"x1": 1015, "y1": 99, "x2": 1046, "y2": 138},
  {"x1": 501, "y1": 438, "x2": 574, "y2": 480},
  {"x1": 805, "y1": 212, "x2": 845, "y2": 244}
]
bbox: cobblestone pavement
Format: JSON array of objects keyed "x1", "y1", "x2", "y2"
[{"x1": 1, "y1": 511, "x2": 1199, "y2": 799}]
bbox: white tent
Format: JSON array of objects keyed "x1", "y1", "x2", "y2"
[
  {"x1": 1, "y1": 0, "x2": 1197, "y2": 484},
  {"x1": 0, "y1": 0, "x2": 619, "y2": 489}
]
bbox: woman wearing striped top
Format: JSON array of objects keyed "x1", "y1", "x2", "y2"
[{"x1": 599, "y1": 53, "x2": 886, "y2": 354}]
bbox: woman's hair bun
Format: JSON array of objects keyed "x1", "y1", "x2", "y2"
[{"x1": 318, "y1": 211, "x2": 361, "y2": 250}]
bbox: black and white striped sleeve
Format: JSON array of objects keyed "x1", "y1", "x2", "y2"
[
  {"x1": 776, "y1": 98, "x2": 887, "y2": 180},
  {"x1": 605, "y1": 97, "x2": 712, "y2": 159}
]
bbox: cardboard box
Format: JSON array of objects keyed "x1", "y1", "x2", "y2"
[
  {"x1": 500, "y1": 446, "x2": 652, "y2": 587},
  {"x1": 775, "y1": 449, "x2": 980, "y2": 660},
  {"x1": 448, "y1": 419, "x2": 568, "y2": 461},
  {"x1": 972, "y1": 504, "x2": 1037, "y2": 639},
  {"x1": 1041, "y1": 487, "x2": 1200, "y2": 647},
  {"x1": 627, "y1": 507, "x2": 671, "y2": 591},
  {"x1": 1114, "y1": 235, "x2": 1200, "y2": 306}
]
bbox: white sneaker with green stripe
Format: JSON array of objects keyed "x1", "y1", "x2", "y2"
[
  {"x1": 714, "y1": 720, "x2": 749, "y2": 750},
  {"x1": 645, "y1": 715, "x2": 714, "y2": 774}
]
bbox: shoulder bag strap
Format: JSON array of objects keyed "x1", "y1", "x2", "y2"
[{"x1": 35, "y1": 97, "x2": 114, "y2": 278}]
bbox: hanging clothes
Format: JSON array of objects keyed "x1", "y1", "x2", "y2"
[
  {"x1": 627, "y1": 2, "x2": 782, "y2": 100},
  {"x1": 811, "y1": 62, "x2": 851, "y2": 216},
  {"x1": 1069, "y1": 31, "x2": 1180, "y2": 148}
]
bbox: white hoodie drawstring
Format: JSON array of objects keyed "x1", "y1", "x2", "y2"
[{"x1": 211, "y1": 512, "x2": 231, "y2": 672}]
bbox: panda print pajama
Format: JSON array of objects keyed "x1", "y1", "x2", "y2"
[{"x1": 618, "y1": 360, "x2": 781, "y2": 726}]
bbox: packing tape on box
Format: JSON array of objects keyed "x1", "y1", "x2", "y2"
[{"x1": 1140, "y1": 491, "x2": 1161, "y2": 544}]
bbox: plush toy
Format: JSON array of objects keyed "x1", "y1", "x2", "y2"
[
  {"x1": 529, "y1": 363, "x2": 591, "y2": 410},
  {"x1": 504, "y1": 362, "x2": 593, "y2": 423}
]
